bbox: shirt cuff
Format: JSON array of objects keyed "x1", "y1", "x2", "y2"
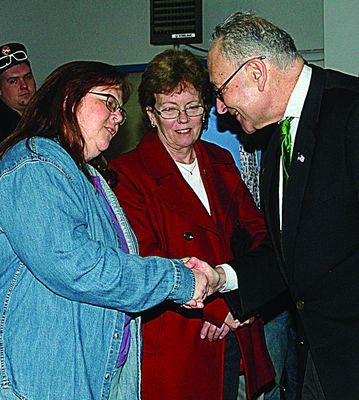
[{"x1": 217, "y1": 263, "x2": 238, "y2": 292}]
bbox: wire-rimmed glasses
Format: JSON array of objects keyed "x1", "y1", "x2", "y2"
[
  {"x1": 153, "y1": 104, "x2": 204, "y2": 119},
  {"x1": 212, "y1": 56, "x2": 266, "y2": 101},
  {"x1": 89, "y1": 91, "x2": 127, "y2": 125}
]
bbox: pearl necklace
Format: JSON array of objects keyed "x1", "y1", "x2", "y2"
[{"x1": 177, "y1": 158, "x2": 197, "y2": 175}]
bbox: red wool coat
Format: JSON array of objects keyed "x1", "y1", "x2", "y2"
[{"x1": 110, "y1": 132, "x2": 274, "y2": 400}]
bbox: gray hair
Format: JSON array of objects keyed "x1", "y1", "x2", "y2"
[{"x1": 211, "y1": 11, "x2": 300, "y2": 69}]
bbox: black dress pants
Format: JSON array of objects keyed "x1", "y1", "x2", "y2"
[{"x1": 301, "y1": 351, "x2": 326, "y2": 400}]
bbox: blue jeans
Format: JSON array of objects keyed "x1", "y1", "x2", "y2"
[
  {"x1": 263, "y1": 311, "x2": 298, "y2": 400},
  {"x1": 283, "y1": 319, "x2": 300, "y2": 400}
]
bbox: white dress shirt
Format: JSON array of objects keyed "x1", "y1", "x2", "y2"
[{"x1": 279, "y1": 64, "x2": 312, "y2": 228}]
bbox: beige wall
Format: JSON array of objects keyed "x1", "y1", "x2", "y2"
[
  {"x1": 1, "y1": 0, "x2": 324, "y2": 84},
  {"x1": 324, "y1": 0, "x2": 359, "y2": 76},
  {"x1": 1, "y1": 0, "x2": 328, "y2": 158}
]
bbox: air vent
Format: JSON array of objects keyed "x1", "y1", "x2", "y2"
[{"x1": 150, "y1": 0, "x2": 202, "y2": 45}]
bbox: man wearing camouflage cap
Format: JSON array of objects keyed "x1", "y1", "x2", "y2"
[{"x1": 0, "y1": 42, "x2": 36, "y2": 141}]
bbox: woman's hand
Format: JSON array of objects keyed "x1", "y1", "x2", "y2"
[
  {"x1": 181, "y1": 258, "x2": 209, "y2": 308},
  {"x1": 184, "y1": 256, "x2": 226, "y2": 295},
  {"x1": 200, "y1": 320, "x2": 230, "y2": 341}
]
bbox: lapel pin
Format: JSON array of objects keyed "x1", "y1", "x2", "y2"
[{"x1": 297, "y1": 152, "x2": 305, "y2": 163}]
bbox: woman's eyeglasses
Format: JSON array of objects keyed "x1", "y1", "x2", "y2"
[
  {"x1": 153, "y1": 104, "x2": 204, "y2": 119},
  {"x1": 89, "y1": 92, "x2": 127, "y2": 125}
]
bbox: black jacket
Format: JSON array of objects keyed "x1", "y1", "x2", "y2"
[
  {"x1": 230, "y1": 65, "x2": 359, "y2": 400},
  {"x1": 0, "y1": 99, "x2": 21, "y2": 142}
]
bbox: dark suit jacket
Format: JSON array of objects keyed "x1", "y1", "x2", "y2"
[
  {"x1": 230, "y1": 65, "x2": 359, "y2": 399},
  {"x1": 0, "y1": 99, "x2": 20, "y2": 142}
]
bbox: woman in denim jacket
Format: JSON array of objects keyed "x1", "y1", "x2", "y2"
[{"x1": 0, "y1": 61, "x2": 218, "y2": 400}]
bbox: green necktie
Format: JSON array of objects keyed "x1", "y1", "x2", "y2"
[{"x1": 280, "y1": 117, "x2": 293, "y2": 186}]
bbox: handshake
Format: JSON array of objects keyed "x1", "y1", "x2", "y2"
[{"x1": 181, "y1": 257, "x2": 227, "y2": 309}]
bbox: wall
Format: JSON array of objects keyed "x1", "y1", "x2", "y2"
[
  {"x1": 1, "y1": 0, "x2": 323, "y2": 84},
  {"x1": 205, "y1": 0, "x2": 324, "y2": 65},
  {"x1": 324, "y1": 0, "x2": 359, "y2": 75},
  {"x1": 1, "y1": 0, "x2": 325, "y2": 157}
]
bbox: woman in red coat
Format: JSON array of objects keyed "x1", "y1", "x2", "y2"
[{"x1": 110, "y1": 49, "x2": 274, "y2": 400}]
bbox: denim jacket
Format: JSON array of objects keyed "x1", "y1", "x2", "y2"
[{"x1": 0, "y1": 137, "x2": 194, "y2": 400}]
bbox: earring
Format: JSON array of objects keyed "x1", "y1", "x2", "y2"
[
  {"x1": 202, "y1": 115, "x2": 206, "y2": 123},
  {"x1": 151, "y1": 122, "x2": 156, "y2": 128}
]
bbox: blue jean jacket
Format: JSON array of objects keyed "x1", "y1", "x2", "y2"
[{"x1": 0, "y1": 137, "x2": 194, "y2": 400}]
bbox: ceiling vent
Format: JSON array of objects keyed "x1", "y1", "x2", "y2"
[{"x1": 150, "y1": 0, "x2": 202, "y2": 45}]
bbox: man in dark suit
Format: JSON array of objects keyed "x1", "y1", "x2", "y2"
[{"x1": 202, "y1": 10, "x2": 359, "y2": 400}]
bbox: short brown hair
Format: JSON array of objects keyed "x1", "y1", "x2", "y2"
[{"x1": 139, "y1": 49, "x2": 212, "y2": 128}]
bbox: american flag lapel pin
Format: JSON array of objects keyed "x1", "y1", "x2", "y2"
[{"x1": 297, "y1": 152, "x2": 305, "y2": 163}]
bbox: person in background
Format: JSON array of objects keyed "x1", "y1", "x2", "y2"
[
  {"x1": 0, "y1": 42, "x2": 36, "y2": 141},
  {"x1": 110, "y1": 49, "x2": 274, "y2": 400},
  {"x1": 0, "y1": 60, "x2": 217, "y2": 400},
  {"x1": 202, "y1": 108, "x2": 299, "y2": 400},
  {"x1": 193, "y1": 10, "x2": 359, "y2": 400}
]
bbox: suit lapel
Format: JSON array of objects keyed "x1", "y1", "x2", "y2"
[
  {"x1": 282, "y1": 67, "x2": 325, "y2": 266},
  {"x1": 260, "y1": 128, "x2": 282, "y2": 254},
  {"x1": 260, "y1": 130, "x2": 292, "y2": 285}
]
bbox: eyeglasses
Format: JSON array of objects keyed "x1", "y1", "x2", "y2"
[
  {"x1": 89, "y1": 91, "x2": 127, "y2": 125},
  {"x1": 153, "y1": 104, "x2": 205, "y2": 119},
  {"x1": 212, "y1": 56, "x2": 266, "y2": 101},
  {"x1": 0, "y1": 50, "x2": 28, "y2": 70}
]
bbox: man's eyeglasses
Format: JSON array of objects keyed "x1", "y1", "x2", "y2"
[
  {"x1": 153, "y1": 104, "x2": 204, "y2": 119},
  {"x1": 89, "y1": 92, "x2": 127, "y2": 125},
  {"x1": 0, "y1": 50, "x2": 28, "y2": 70},
  {"x1": 212, "y1": 56, "x2": 266, "y2": 101}
]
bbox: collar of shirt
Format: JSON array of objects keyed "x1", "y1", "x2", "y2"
[
  {"x1": 280, "y1": 64, "x2": 312, "y2": 144},
  {"x1": 284, "y1": 63, "x2": 312, "y2": 120}
]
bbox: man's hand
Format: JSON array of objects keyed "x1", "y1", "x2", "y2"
[
  {"x1": 224, "y1": 312, "x2": 255, "y2": 330},
  {"x1": 185, "y1": 257, "x2": 226, "y2": 295}
]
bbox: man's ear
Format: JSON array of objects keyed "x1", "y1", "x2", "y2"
[{"x1": 249, "y1": 58, "x2": 267, "y2": 92}]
